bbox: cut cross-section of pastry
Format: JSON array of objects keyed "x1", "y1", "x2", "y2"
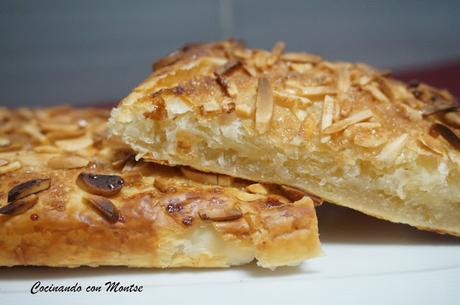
[
  {"x1": 0, "y1": 106, "x2": 321, "y2": 268},
  {"x1": 109, "y1": 40, "x2": 460, "y2": 236}
]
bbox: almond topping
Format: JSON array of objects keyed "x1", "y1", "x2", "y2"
[
  {"x1": 55, "y1": 136, "x2": 93, "y2": 152},
  {"x1": 337, "y1": 65, "x2": 351, "y2": 93},
  {"x1": 21, "y1": 124, "x2": 48, "y2": 143},
  {"x1": 216, "y1": 74, "x2": 238, "y2": 97},
  {"x1": 39, "y1": 122, "x2": 81, "y2": 132},
  {"x1": 84, "y1": 195, "x2": 119, "y2": 223},
  {"x1": 418, "y1": 134, "x2": 445, "y2": 155},
  {"x1": 235, "y1": 191, "x2": 265, "y2": 201},
  {"x1": 286, "y1": 80, "x2": 337, "y2": 96},
  {"x1": 235, "y1": 104, "x2": 253, "y2": 118},
  {"x1": 281, "y1": 52, "x2": 321, "y2": 63},
  {"x1": 180, "y1": 167, "x2": 218, "y2": 185},
  {"x1": 280, "y1": 185, "x2": 323, "y2": 206},
  {"x1": 274, "y1": 90, "x2": 311, "y2": 109},
  {"x1": 33, "y1": 145, "x2": 61, "y2": 153},
  {"x1": 364, "y1": 83, "x2": 390, "y2": 103},
  {"x1": 0, "y1": 161, "x2": 21, "y2": 175},
  {"x1": 199, "y1": 206, "x2": 242, "y2": 222},
  {"x1": 255, "y1": 76, "x2": 274, "y2": 133},
  {"x1": 320, "y1": 95, "x2": 335, "y2": 143},
  {"x1": 46, "y1": 129, "x2": 86, "y2": 141},
  {"x1": 77, "y1": 173, "x2": 124, "y2": 196},
  {"x1": 8, "y1": 178, "x2": 51, "y2": 202},
  {"x1": 47, "y1": 155, "x2": 89, "y2": 169},
  {"x1": 376, "y1": 134, "x2": 409, "y2": 163},
  {"x1": 201, "y1": 101, "x2": 221, "y2": 114},
  {"x1": 0, "y1": 159, "x2": 8, "y2": 167},
  {"x1": 153, "y1": 177, "x2": 176, "y2": 193},
  {"x1": 246, "y1": 183, "x2": 268, "y2": 195},
  {"x1": 289, "y1": 63, "x2": 313, "y2": 73},
  {"x1": 0, "y1": 194, "x2": 38, "y2": 215},
  {"x1": 323, "y1": 110, "x2": 374, "y2": 134}
]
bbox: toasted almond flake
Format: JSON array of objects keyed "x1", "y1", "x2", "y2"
[
  {"x1": 364, "y1": 84, "x2": 389, "y2": 103},
  {"x1": 376, "y1": 134, "x2": 409, "y2": 163},
  {"x1": 301, "y1": 86, "x2": 337, "y2": 97},
  {"x1": 280, "y1": 185, "x2": 323, "y2": 206},
  {"x1": 46, "y1": 129, "x2": 86, "y2": 141},
  {"x1": 0, "y1": 159, "x2": 7, "y2": 167},
  {"x1": 21, "y1": 124, "x2": 48, "y2": 143},
  {"x1": 235, "y1": 104, "x2": 253, "y2": 118},
  {"x1": 33, "y1": 145, "x2": 61, "y2": 153},
  {"x1": 281, "y1": 52, "x2": 321, "y2": 63},
  {"x1": 201, "y1": 101, "x2": 221, "y2": 114},
  {"x1": 0, "y1": 137, "x2": 11, "y2": 147},
  {"x1": 153, "y1": 177, "x2": 176, "y2": 193},
  {"x1": 333, "y1": 98, "x2": 341, "y2": 121},
  {"x1": 0, "y1": 161, "x2": 21, "y2": 175},
  {"x1": 77, "y1": 173, "x2": 124, "y2": 196},
  {"x1": 255, "y1": 76, "x2": 274, "y2": 133},
  {"x1": 320, "y1": 95, "x2": 335, "y2": 143},
  {"x1": 400, "y1": 104, "x2": 422, "y2": 121},
  {"x1": 221, "y1": 98, "x2": 236, "y2": 113},
  {"x1": 242, "y1": 63, "x2": 257, "y2": 76},
  {"x1": 289, "y1": 63, "x2": 313, "y2": 73},
  {"x1": 217, "y1": 175, "x2": 234, "y2": 186},
  {"x1": 235, "y1": 191, "x2": 265, "y2": 201},
  {"x1": 246, "y1": 183, "x2": 268, "y2": 195},
  {"x1": 47, "y1": 155, "x2": 89, "y2": 169},
  {"x1": 375, "y1": 76, "x2": 396, "y2": 101},
  {"x1": 199, "y1": 206, "x2": 242, "y2": 222},
  {"x1": 323, "y1": 110, "x2": 374, "y2": 134},
  {"x1": 337, "y1": 65, "x2": 351, "y2": 93},
  {"x1": 216, "y1": 75, "x2": 238, "y2": 97},
  {"x1": 39, "y1": 122, "x2": 81, "y2": 132},
  {"x1": 215, "y1": 59, "x2": 241, "y2": 76},
  {"x1": 180, "y1": 167, "x2": 218, "y2": 185},
  {"x1": 358, "y1": 75, "x2": 372, "y2": 86},
  {"x1": 353, "y1": 122, "x2": 382, "y2": 129},
  {"x1": 233, "y1": 48, "x2": 252, "y2": 59},
  {"x1": 274, "y1": 90, "x2": 311, "y2": 109},
  {"x1": 55, "y1": 136, "x2": 93, "y2": 152},
  {"x1": 418, "y1": 134, "x2": 445, "y2": 155}
]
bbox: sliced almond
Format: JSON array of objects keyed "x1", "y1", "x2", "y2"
[
  {"x1": 271, "y1": 41, "x2": 285, "y2": 57},
  {"x1": 216, "y1": 75, "x2": 238, "y2": 97},
  {"x1": 274, "y1": 90, "x2": 311, "y2": 109},
  {"x1": 320, "y1": 95, "x2": 335, "y2": 143},
  {"x1": 77, "y1": 173, "x2": 124, "y2": 196},
  {"x1": 281, "y1": 52, "x2": 321, "y2": 63},
  {"x1": 289, "y1": 63, "x2": 313, "y2": 73},
  {"x1": 46, "y1": 129, "x2": 86, "y2": 141},
  {"x1": 233, "y1": 48, "x2": 252, "y2": 59},
  {"x1": 376, "y1": 134, "x2": 409, "y2": 163},
  {"x1": 0, "y1": 159, "x2": 8, "y2": 167},
  {"x1": 33, "y1": 145, "x2": 61, "y2": 153},
  {"x1": 364, "y1": 83, "x2": 390, "y2": 103},
  {"x1": 255, "y1": 76, "x2": 274, "y2": 133},
  {"x1": 221, "y1": 98, "x2": 236, "y2": 113},
  {"x1": 323, "y1": 110, "x2": 374, "y2": 134},
  {"x1": 418, "y1": 134, "x2": 445, "y2": 155},
  {"x1": 153, "y1": 177, "x2": 176, "y2": 193},
  {"x1": 0, "y1": 161, "x2": 21, "y2": 175},
  {"x1": 353, "y1": 133, "x2": 387, "y2": 148},
  {"x1": 39, "y1": 122, "x2": 81, "y2": 132},
  {"x1": 286, "y1": 81, "x2": 337, "y2": 96},
  {"x1": 55, "y1": 136, "x2": 93, "y2": 152},
  {"x1": 21, "y1": 124, "x2": 47, "y2": 143},
  {"x1": 8, "y1": 178, "x2": 51, "y2": 202},
  {"x1": 280, "y1": 185, "x2": 323, "y2": 206},
  {"x1": 199, "y1": 206, "x2": 242, "y2": 222},
  {"x1": 0, "y1": 194, "x2": 38, "y2": 215},
  {"x1": 84, "y1": 195, "x2": 119, "y2": 223},
  {"x1": 245, "y1": 183, "x2": 268, "y2": 195},
  {"x1": 201, "y1": 101, "x2": 221, "y2": 114},
  {"x1": 337, "y1": 65, "x2": 351, "y2": 93},
  {"x1": 47, "y1": 155, "x2": 89, "y2": 169},
  {"x1": 235, "y1": 191, "x2": 265, "y2": 202},
  {"x1": 235, "y1": 104, "x2": 253, "y2": 118},
  {"x1": 180, "y1": 167, "x2": 218, "y2": 185},
  {"x1": 215, "y1": 59, "x2": 241, "y2": 76},
  {"x1": 242, "y1": 63, "x2": 257, "y2": 76},
  {"x1": 444, "y1": 111, "x2": 460, "y2": 129}
]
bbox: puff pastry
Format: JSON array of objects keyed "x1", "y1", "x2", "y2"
[
  {"x1": 0, "y1": 106, "x2": 321, "y2": 268},
  {"x1": 109, "y1": 40, "x2": 460, "y2": 236}
]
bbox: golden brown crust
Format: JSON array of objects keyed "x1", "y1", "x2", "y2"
[
  {"x1": 0, "y1": 106, "x2": 321, "y2": 268},
  {"x1": 109, "y1": 40, "x2": 460, "y2": 236}
]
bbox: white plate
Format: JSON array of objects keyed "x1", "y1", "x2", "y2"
[{"x1": 1, "y1": 204, "x2": 459, "y2": 305}]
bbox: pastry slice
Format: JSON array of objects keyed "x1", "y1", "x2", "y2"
[
  {"x1": 109, "y1": 40, "x2": 460, "y2": 236},
  {"x1": 0, "y1": 106, "x2": 321, "y2": 268}
]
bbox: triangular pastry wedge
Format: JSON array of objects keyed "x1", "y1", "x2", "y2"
[
  {"x1": 0, "y1": 106, "x2": 321, "y2": 268},
  {"x1": 109, "y1": 40, "x2": 460, "y2": 236}
]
